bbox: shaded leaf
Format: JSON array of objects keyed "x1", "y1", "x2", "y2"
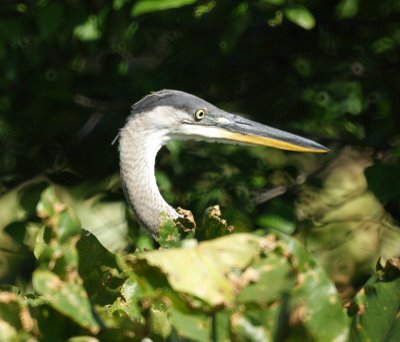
[
  {"x1": 261, "y1": 0, "x2": 284, "y2": 5},
  {"x1": 171, "y1": 309, "x2": 210, "y2": 342},
  {"x1": 76, "y1": 230, "x2": 122, "y2": 305},
  {"x1": 365, "y1": 162, "x2": 400, "y2": 204},
  {"x1": 336, "y1": 0, "x2": 360, "y2": 19},
  {"x1": 256, "y1": 214, "x2": 295, "y2": 234},
  {"x1": 200, "y1": 205, "x2": 234, "y2": 240}
]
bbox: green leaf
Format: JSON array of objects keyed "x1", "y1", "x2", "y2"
[
  {"x1": 242, "y1": 305, "x2": 284, "y2": 341},
  {"x1": 256, "y1": 214, "x2": 295, "y2": 234},
  {"x1": 237, "y1": 254, "x2": 294, "y2": 304},
  {"x1": 276, "y1": 232, "x2": 350, "y2": 341},
  {"x1": 131, "y1": 0, "x2": 198, "y2": 16},
  {"x1": 149, "y1": 303, "x2": 172, "y2": 339},
  {"x1": 171, "y1": 309, "x2": 210, "y2": 342},
  {"x1": 68, "y1": 337, "x2": 100, "y2": 342},
  {"x1": 232, "y1": 313, "x2": 272, "y2": 342},
  {"x1": 74, "y1": 16, "x2": 101, "y2": 41},
  {"x1": 213, "y1": 311, "x2": 231, "y2": 342},
  {"x1": 200, "y1": 205, "x2": 234, "y2": 240},
  {"x1": 109, "y1": 277, "x2": 142, "y2": 321},
  {"x1": 0, "y1": 320, "x2": 18, "y2": 341},
  {"x1": 293, "y1": 268, "x2": 349, "y2": 342},
  {"x1": 260, "y1": 0, "x2": 284, "y2": 5},
  {"x1": 158, "y1": 219, "x2": 183, "y2": 248},
  {"x1": 0, "y1": 291, "x2": 37, "y2": 339},
  {"x1": 33, "y1": 226, "x2": 48, "y2": 259},
  {"x1": 32, "y1": 270, "x2": 100, "y2": 333},
  {"x1": 0, "y1": 179, "x2": 47, "y2": 230},
  {"x1": 36, "y1": 187, "x2": 81, "y2": 243},
  {"x1": 53, "y1": 179, "x2": 130, "y2": 252},
  {"x1": 194, "y1": 1, "x2": 216, "y2": 18},
  {"x1": 335, "y1": 0, "x2": 359, "y2": 19},
  {"x1": 284, "y1": 5, "x2": 316, "y2": 30},
  {"x1": 127, "y1": 232, "x2": 350, "y2": 341},
  {"x1": 133, "y1": 234, "x2": 263, "y2": 306},
  {"x1": 76, "y1": 230, "x2": 122, "y2": 305},
  {"x1": 349, "y1": 258, "x2": 400, "y2": 342}
]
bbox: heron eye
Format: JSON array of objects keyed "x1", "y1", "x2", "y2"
[{"x1": 194, "y1": 109, "x2": 206, "y2": 121}]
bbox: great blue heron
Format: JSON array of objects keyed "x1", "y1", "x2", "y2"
[{"x1": 118, "y1": 90, "x2": 328, "y2": 236}]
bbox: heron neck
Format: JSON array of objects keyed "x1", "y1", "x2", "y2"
[{"x1": 119, "y1": 117, "x2": 178, "y2": 235}]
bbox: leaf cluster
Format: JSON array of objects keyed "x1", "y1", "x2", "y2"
[
  {"x1": 1, "y1": 0, "x2": 400, "y2": 340},
  {"x1": 0, "y1": 186, "x2": 399, "y2": 341}
]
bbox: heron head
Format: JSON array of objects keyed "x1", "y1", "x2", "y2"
[{"x1": 129, "y1": 89, "x2": 328, "y2": 153}]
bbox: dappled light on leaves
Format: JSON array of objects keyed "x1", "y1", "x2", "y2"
[
  {"x1": 1, "y1": 0, "x2": 400, "y2": 340},
  {"x1": 296, "y1": 148, "x2": 400, "y2": 301}
]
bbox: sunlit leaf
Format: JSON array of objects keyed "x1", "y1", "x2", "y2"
[
  {"x1": 67, "y1": 337, "x2": 100, "y2": 342},
  {"x1": 149, "y1": 303, "x2": 172, "y2": 339},
  {"x1": 194, "y1": 1, "x2": 216, "y2": 18},
  {"x1": 284, "y1": 5, "x2": 316, "y2": 30},
  {"x1": 2, "y1": 0, "x2": 400, "y2": 339},
  {"x1": 135, "y1": 234, "x2": 262, "y2": 306},
  {"x1": 36, "y1": 187, "x2": 81, "y2": 243},
  {"x1": 0, "y1": 321, "x2": 18, "y2": 341},
  {"x1": 131, "y1": 0, "x2": 197, "y2": 16},
  {"x1": 74, "y1": 16, "x2": 101, "y2": 41}
]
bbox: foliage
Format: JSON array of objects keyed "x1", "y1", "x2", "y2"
[
  {"x1": 1, "y1": 0, "x2": 400, "y2": 340},
  {"x1": 348, "y1": 257, "x2": 400, "y2": 342},
  {"x1": 0, "y1": 186, "x2": 399, "y2": 340}
]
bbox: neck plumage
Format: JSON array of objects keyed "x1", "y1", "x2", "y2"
[{"x1": 119, "y1": 114, "x2": 178, "y2": 235}]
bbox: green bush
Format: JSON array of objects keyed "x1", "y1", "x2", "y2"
[
  {"x1": 1, "y1": 0, "x2": 400, "y2": 340},
  {"x1": 0, "y1": 185, "x2": 399, "y2": 341}
]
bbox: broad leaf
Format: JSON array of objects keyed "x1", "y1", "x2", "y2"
[{"x1": 131, "y1": 0, "x2": 197, "y2": 16}]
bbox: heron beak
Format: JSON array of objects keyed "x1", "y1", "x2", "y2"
[{"x1": 213, "y1": 113, "x2": 329, "y2": 153}]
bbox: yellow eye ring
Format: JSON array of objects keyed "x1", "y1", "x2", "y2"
[{"x1": 194, "y1": 109, "x2": 206, "y2": 121}]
